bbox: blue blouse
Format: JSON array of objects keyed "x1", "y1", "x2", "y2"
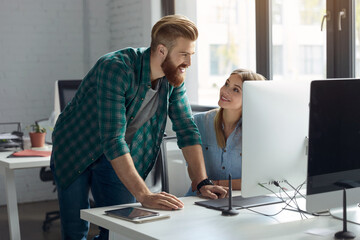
[{"x1": 185, "y1": 110, "x2": 242, "y2": 196}]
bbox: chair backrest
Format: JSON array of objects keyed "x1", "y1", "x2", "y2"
[
  {"x1": 190, "y1": 104, "x2": 217, "y2": 113},
  {"x1": 159, "y1": 104, "x2": 218, "y2": 196}
]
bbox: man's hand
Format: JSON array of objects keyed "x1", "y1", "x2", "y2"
[
  {"x1": 140, "y1": 192, "x2": 184, "y2": 210},
  {"x1": 199, "y1": 185, "x2": 228, "y2": 199}
]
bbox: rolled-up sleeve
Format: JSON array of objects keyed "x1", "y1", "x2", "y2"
[
  {"x1": 168, "y1": 83, "x2": 202, "y2": 148},
  {"x1": 97, "y1": 58, "x2": 130, "y2": 161}
]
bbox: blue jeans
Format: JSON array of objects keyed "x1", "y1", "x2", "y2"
[{"x1": 51, "y1": 154, "x2": 136, "y2": 240}]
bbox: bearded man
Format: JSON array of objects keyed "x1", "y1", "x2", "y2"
[{"x1": 51, "y1": 15, "x2": 228, "y2": 240}]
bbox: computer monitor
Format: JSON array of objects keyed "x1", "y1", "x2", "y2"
[
  {"x1": 54, "y1": 80, "x2": 82, "y2": 112},
  {"x1": 306, "y1": 79, "x2": 360, "y2": 224},
  {"x1": 53, "y1": 80, "x2": 82, "y2": 122},
  {"x1": 44, "y1": 80, "x2": 82, "y2": 144},
  {"x1": 241, "y1": 79, "x2": 312, "y2": 198}
]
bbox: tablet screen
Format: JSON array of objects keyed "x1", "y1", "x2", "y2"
[{"x1": 105, "y1": 207, "x2": 159, "y2": 220}]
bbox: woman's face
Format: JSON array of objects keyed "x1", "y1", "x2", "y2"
[{"x1": 218, "y1": 74, "x2": 243, "y2": 111}]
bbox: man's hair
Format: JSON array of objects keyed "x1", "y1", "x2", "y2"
[{"x1": 151, "y1": 15, "x2": 198, "y2": 52}]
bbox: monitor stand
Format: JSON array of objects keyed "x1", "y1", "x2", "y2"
[
  {"x1": 221, "y1": 174, "x2": 239, "y2": 216},
  {"x1": 330, "y1": 189, "x2": 356, "y2": 239}
]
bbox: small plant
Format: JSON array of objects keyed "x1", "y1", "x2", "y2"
[
  {"x1": 29, "y1": 123, "x2": 46, "y2": 133},
  {"x1": 27, "y1": 122, "x2": 47, "y2": 148}
]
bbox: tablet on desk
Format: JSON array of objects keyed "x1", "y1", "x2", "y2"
[{"x1": 105, "y1": 207, "x2": 170, "y2": 223}]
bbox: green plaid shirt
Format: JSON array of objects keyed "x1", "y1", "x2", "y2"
[{"x1": 52, "y1": 47, "x2": 201, "y2": 189}]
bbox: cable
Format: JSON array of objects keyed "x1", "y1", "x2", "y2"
[
  {"x1": 275, "y1": 181, "x2": 305, "y2": 219},
  {"x1": 279, "y1": 181, "x2": 311, "y2": 219},
  {"x1": 254, "y1": 180, "x2": 329, "y2": 218},
  {"x1": 257, "y1": 183, "x2": 283, "y2": 200},
  {"x1": 284, "y1": 180, "x2": 306, "y2": 199}
]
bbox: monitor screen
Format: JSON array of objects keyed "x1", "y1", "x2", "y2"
[
  {"x1": 58, "y1": 80, "x2": 82, "y2": 111},
  {"x1": 306, "y1": 79, "x2": 360, "y2": 214},
  {"x1": 52, "y1": 80, "x2": 82, "y2": 130},
  {"x1": 241, "y1": 79, "x2": 312, "y2": 198}
]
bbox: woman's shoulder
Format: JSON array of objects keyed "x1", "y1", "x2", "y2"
[
  {"x1": 194, "y1": 109, "x2": 218, "y2": 123},
  {"x1": 194, "y1": 110, "x2": 218, "y2": 138}
]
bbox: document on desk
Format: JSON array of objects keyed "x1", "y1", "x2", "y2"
[{"x1": 105, "y1": 207, "x2": 170, "y2": 224}]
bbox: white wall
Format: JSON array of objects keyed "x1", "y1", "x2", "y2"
[{"x1": 0, "y1": 0, "x2": 160, "y2": 205}]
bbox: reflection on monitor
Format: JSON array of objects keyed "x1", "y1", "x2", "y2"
[
  {"x1": 306, "y1": 79, "x2": 360, "y2": 224},
  {"x1": 241, "y1": 79, "x2": 312, "y2": 198}
]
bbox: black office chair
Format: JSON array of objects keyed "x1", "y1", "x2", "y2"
[{"x1": 39, "y1": 167, "x2": 60, "y2": 231}]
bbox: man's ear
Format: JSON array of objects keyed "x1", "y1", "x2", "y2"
[{"x1": 157, "y1": 44, "x2": 168, "y2": 59}]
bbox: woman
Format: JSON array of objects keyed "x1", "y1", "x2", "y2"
[{"x1": 186, "y1": 69, "x2": 265, "y2": 196}]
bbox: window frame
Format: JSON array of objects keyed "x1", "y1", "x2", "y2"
[{"x1": 166, "y1": 0, "x2": 356, "y2": 104}]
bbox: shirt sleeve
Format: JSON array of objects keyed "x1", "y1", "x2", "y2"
[
  {"x1": 168, "y1": 83, "x2": 202, "y2": 148},
  {"x1": 96, "y1": 57, "x2": 131, "y2": 161}
]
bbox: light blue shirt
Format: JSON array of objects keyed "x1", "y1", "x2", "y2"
[{"x1": 185, "y1": 110, "x2": 242, "y2": 196}]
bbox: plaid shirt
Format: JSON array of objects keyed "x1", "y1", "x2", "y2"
[{"x1": 52, "y1": 47, "x2": 201, "y2": 189}]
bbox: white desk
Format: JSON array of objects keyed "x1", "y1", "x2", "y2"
[
  {"x1": 0, "y1": 151, "x2": 50, "y2": 240},
  {"x1": 81, "y1": 191, "x2": 360, "y2": 240}
]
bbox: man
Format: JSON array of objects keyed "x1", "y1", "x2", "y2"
[{"x1": 51, "y1": 15, "x2": 228, "y2": 239}]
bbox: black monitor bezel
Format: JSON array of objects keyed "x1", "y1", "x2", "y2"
[
  {"x1": 58, "y1": 80, "x2": 82, "y2": 111},
  {"x1": 307, "y1": 78, "x2": 360, "y2": 196}
]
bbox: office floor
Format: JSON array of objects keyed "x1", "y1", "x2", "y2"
[{"x1": 0, "y1": 200, "x2": 98, "y2": 240}]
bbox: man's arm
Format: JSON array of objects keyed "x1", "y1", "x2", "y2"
[
  {"x1": 182, "y1": 144, "x2": 228, "y2": 199},
  {"x1": 110, "y1": 153, "x2": 184, "y2": 210}
]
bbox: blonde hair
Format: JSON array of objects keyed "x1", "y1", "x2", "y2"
[
  {"x1": 150, "y1": 15, "x2": 198, "y2": 52},
  {"x1": 214, "y1": 69, "x2": 266, "y2": 148}
]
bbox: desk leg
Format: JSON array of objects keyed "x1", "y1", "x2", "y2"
[
  {"x1": 4, "y1": 168, "x2": 21, "y2": 240},
  {"x1": 109, "y1": 231, "x2": 133, "y2": 240}
]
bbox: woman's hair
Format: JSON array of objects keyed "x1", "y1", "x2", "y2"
[
  {"x1": 150, "y1": 15, "x2": 198, "y2": 52},
  {"x1": 214, "y1": 69, "x2": 266, "y2": 148}
]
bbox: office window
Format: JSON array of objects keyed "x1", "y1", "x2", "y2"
[
  {"x1": 175, "y1": 0, "x2": 256, "y2": 105},
  {"x1": 174, "y1": 0, "x2": 356, "y2": 102},
  {"x1": 272, "y1": 0, "x2": 326, "y2": 81},
  {"x1": 300, "y1": 0, "x2": 324, "y2": 25},
  {"x1": 209, "y1": 44, "x2": 238, "y2": 76},
  {"x1": 272, "y1": 45, "x2": 283, "y2": 75},
  {"x1": 299, "y1": 45, "x2": 324, "y2": 75},
  {"x1": 272, "y1": 0, "x2": 283, "y2": 25}
]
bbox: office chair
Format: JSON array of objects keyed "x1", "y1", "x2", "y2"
[
  {"x1": 146, "y1": 145, "x2": 167, "y2": 193},
  {"x1": 190, "y1": 104, "x2": 217, "y2": 113},
  {"x1": 39, "y1": 167, "x2": 60, "y2": 231},
  {"x1": 160, "y1": 104, "x2": 217, "y2": 196}
]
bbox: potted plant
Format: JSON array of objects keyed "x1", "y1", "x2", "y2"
[{"x1": 28, "y1": 123, "x2": 47, "y2": 148}]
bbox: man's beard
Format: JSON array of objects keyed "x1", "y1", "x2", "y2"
[{"x1": 161, "y1": 55, "x2": 186, "y2": 87}]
